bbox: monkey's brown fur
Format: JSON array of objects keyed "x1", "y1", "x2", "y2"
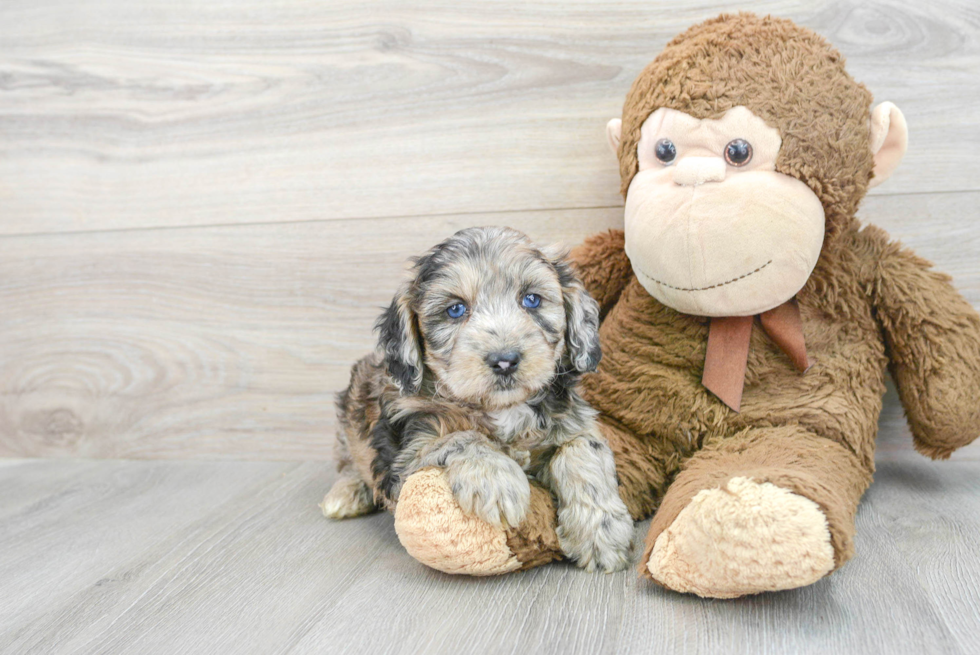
[
  {"x1": 608, "y1": 15, "x2": 980, "y2": 575},
  {"x1": 618, "y1": 13, "x2": 874, "y2": 243},
  {"x1": 590, "y1": 13, "x2": 980, "y2": 578},
  {"x1": 392, "y1": 13, "x2": 980, "y2": 591}
]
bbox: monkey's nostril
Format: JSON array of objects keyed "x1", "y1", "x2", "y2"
[{"x1": 486, "y1": 351, "x2": 521, "y2": 375}]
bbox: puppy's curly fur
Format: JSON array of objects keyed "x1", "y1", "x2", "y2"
[{"x1": 322, "y1": 227, "x2": 633, "y2": 572}]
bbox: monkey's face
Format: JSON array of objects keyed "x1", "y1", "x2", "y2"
[{"x1": 621, "y1": 106, "x2": 825, "y2": 317}]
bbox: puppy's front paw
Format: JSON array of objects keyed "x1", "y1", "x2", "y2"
[
  {"x1": 445, "y1": 454, "x2": 531, "y2": 528},
  {"x1": 557, "y1": 500, "x2": 634, "y2": 573}
]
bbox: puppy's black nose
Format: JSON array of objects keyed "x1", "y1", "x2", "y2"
[{"x1": 487, "y1": 351, "x2": 521, "y2": 375}]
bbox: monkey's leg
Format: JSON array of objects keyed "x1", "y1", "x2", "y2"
[
  {"x1": 640, "y1": 425, "x2": 871, "y2": 598},
  {"x1": 393, "y1": 467, "x2": 562, "y2": 575}
]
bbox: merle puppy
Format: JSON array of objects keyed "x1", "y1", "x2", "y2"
[{"x1": 321, "y1": 226, "x2": 632, "y2": 572}]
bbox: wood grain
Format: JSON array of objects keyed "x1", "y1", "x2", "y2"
[
  {"x1": 1, "y1": 453, "x2": 978, "y2": 654},
  {"x1": 0, "y1": 208, "x2": 622, "y2": 460},
  {"x1": 1, "y1": 194, "x2": 978, "y2": 461},
  {"x1": 862, "y1": 460, "x2": 980, "y2": 654},
  {"x1": 1, "y1": 0, "x2": 978, "y2": 235}
]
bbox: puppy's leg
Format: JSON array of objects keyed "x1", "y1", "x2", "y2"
[
  {"x1": 322, "y1": 412, "x2": 376, "y2": 519},
  {"x1": 401, "y1": 430, "x2": 531, "y2": 528},
  {"x1": 324, "y1": 355, "x2": 382, "y2": 519},
  {"x1": 321, "y1": 467, "x2": 377, "y2": 519},
  {"x1": 545, "y1": 425, "x2": 633, "y2": 572}
]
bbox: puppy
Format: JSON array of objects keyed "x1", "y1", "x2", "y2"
[{"x1": 321, "y1": 226, "x2": 632, "y2": 572}]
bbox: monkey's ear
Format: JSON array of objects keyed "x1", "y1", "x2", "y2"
[
  {"x1": 606, "y1": 118, "x2": 622, "y2": 155},
  {"x1": 868, "y1": 102, "x2": 908, "y2": 189},
  {"x1": 551, "y1": 254, "x2": 602, "y2": 373},
  {"x1": 375, "y1": 285, "x2": 423, "y2": 394}
]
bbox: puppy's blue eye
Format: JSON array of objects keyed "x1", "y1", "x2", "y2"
[
  {"x1": 522, "y1": 293, "x2": 541, "y2": 309},
  {"x1": 446, "y1": 302, "x2": 467, "y2": 318}
]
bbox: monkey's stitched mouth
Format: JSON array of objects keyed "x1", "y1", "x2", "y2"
[{"x1": 633, "y1": 259, "x2": 773, "y2": 292}]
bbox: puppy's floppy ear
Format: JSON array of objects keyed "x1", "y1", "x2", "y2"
[
  {"x1": 550, "y1": 251, "x2": 602, "y2": 373},
  {"x1": 376, "y1": 284, "x2": 423, "y2": 393}
]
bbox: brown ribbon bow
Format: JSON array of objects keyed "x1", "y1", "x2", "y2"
[{"x1": 702, "y1": 300, "x2": 812, "y2": 412}]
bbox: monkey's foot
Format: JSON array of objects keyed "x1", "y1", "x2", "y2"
[
  {"x1": 645, "y1": 476, "x2": 834, "y2": 598},
  {"x1": 394, "y1": 467, "x2": 562, "y2": 576}
]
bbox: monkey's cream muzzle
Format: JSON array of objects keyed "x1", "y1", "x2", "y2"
[
  {"x1": 624, "y1": 166, "x2": 825, "y2": 317},
  {"x1": 621, "y1": 106, "x2": 825, "y2": 317}
]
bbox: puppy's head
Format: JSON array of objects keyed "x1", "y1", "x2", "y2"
[{"x1": 376, "y1": 227, "x2": 601, "y2": 408}]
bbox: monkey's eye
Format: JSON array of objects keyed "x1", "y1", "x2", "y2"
[
  {"x1": 724, "y1": 139, "x2": 753, "y2": 166},
  {"x1": 654, "y1": 138, "x2": 677, "y2": 165},
  {"x1": 522, "y1": 293, "x2": 541, "y2": 309},
  {"x1": 446, "y1": 302, "x2": 467, "y2": 319}
]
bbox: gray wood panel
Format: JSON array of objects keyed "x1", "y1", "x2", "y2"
[
  {"x1": 1, "y1": 450, "x2": 978, "y2": 654},
  {"x1": 2, "y1": 194, "x2": 979, "y2": 461},
  {"x1": 0, "y1": 208, "x2": 622, "y2": 460},
  {"x1": 1, "y1": 0, "x2": 978, "y2": 235}
]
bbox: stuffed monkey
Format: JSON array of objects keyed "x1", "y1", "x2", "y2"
[{"x1": 391, "y1": 13, "x2": 980, "y2": 597}]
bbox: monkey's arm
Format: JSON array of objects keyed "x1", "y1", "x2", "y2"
[
  {"x1": 868, "y1": 225, "x2": 980, "y2": 459},
  {"x1": 568, "y1": 229, "x2": 633, "y2": 320}
]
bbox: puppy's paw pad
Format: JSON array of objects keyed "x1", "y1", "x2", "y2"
[{"x1": 647, "y1": 477, "x2": 834, "y2": 598}]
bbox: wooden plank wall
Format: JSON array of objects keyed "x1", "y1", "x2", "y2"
[{"x1": 1, "y1": 0, "x2": 978, "y2": 460}]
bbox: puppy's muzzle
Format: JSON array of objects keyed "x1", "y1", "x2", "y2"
[{"x1": 486, "y1": 351, "x2": 521, "y2": 376}]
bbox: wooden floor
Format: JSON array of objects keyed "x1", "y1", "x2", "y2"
[
  {"x1": 2, "y1": 432, "x2": 980, "y2": 655},
  {"x1": 3, "y1": 0, "x2": 980, "y2": 653}
]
